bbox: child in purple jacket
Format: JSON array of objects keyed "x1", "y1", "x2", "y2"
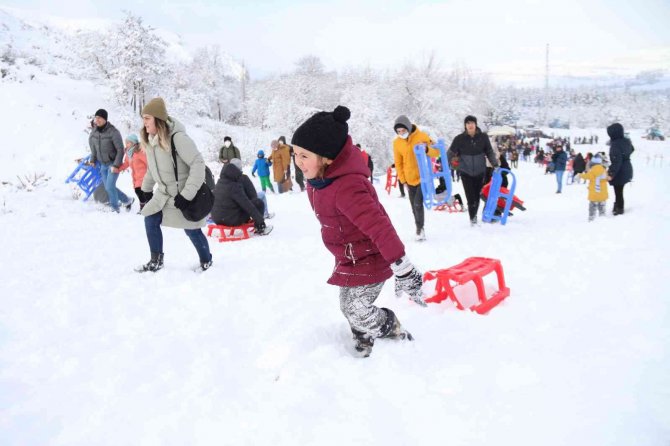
[{"x1": 291, "y1": 105, "x2": 425, "y2": 358}]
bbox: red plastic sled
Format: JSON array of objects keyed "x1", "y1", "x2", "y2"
[
  {"x1": 423, "y1": 257, "x2": 510, "y2": 314},
  {"x1": 207, "y1": 222, "x2": 255, "y2": 242}
]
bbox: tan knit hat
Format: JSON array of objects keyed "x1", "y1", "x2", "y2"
[{"x1": 142, "y1": 97, "x2": 169, "y2": 121}]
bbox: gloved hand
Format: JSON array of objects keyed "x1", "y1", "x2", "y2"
[
  {"x1": 390, "y1": 256, "x2": 427, "y2": 307},
  {"x1": 173, "y1": 193, "x2": 190, "y2": 210},
  {"x1": 252, "y1": 172, "x2": 256, "y2": 177},
  {"x1": 143, "y1": 191, "x2": 153, "y2": 203}
]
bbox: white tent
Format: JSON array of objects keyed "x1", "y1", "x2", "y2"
[{"x1": 487, "y1": 125, "x2": 516, "y2": 136}]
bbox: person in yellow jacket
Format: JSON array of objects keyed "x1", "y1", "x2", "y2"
[
  {"x1": 392, "y1": 115, "x2": 439, "y2": 241},
  {"x1": 578, "y1": 154, "x2": 608, "y2": 221}
]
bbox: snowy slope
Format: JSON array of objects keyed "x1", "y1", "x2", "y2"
[{"x1": 1, "y1": 83, "x2": 670, "y2": 446}]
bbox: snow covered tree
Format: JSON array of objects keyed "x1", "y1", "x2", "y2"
[
  {"x1": 98, "y1": 12, "x2": 167, "y2": 113},
  {"x1": 189, "y1": 45, "x2": 245, "y2": 122}
]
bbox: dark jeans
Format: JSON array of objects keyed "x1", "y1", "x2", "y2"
[
  {"x1": 407, "y1": 184, "x2": 424, "y2": 231},
  {"x1": 144, "y1": 211, "x2": 212, "y2": 263},
  {"x1": 461, "y1": 173, "x2": 485, "y2": 220},
  {"x1": 613, "y1": 184, "x2": 625, "y2": 211}
]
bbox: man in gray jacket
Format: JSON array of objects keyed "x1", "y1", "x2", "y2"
[{"x1": 88, "y1": 109, "x2": 133, "y2": 212}]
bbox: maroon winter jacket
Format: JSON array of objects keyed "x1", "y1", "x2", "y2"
[{"x1": 307, "y1": 136, "x2": 406, "y2": 287}]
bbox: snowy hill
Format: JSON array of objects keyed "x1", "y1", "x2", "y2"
[{"x1": 1, "y1": 64, "x2": 670, "y2": 446}]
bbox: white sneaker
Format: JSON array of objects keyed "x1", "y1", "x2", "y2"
[{"x1": 414, "y1": 228, "x2": 426, "y2": 241}]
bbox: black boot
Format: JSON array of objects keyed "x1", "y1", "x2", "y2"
[
  {"x1": 351, "y1": 328, "x2": 374, "y2": 358},
  {"x1": 199, "y1": 256, "x2": 213, "y2": 272},
  {"x1": 380, "y1": 308, "x2": 414, "y2": 341},
  {"x1": 135, "y1": 252, "x2": 164, "y2": 273}
]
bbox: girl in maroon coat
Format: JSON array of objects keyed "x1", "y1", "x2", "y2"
[{"x1": 291, "y1": 105, "x2": 425, "y2": 358}]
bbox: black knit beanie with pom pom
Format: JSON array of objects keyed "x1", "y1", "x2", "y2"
[{"x1": 291, "y1": 105, "x2": 351, "y2": 160}]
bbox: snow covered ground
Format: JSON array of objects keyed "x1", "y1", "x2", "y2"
[{"x1": 1, "y1": 80, "x2": 670, "y2": 445}]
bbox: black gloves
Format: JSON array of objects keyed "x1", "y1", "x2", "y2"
[
  {"x1": 142, "y1": 191, "x2": 153, "y2": 203},
  {"x1": 252, "y1": 173, "x2": 256, "y2": 177},
  {"x1": 173, "y1": 194, "x2": 190, "y2": 210}
]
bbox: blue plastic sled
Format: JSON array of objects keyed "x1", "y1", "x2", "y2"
[
  {"x1": 482, "y1": 168, "x2": 517, "y2": 225},
  {"x1": 65, "y1": 155, "x2": 102, "y2": 201},
  {"x1": 414, "y1": 138, "x2": 452, "y2": 210}
]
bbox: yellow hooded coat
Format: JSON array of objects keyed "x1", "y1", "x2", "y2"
[
  {"x1": 579, "y1": 164, "x2": 609, "y2": 202},
  {"x1": 392, "y1": 126, "x2": 439, "y2": 187}
]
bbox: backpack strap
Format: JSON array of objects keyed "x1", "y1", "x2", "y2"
[{"x1": 170, "y1": 132, "x2": 181, "y2": 183}]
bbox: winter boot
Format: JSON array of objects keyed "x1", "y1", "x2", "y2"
[
  {"x1": 415, "y1": 228, "x2": 426, "y2": 241},
  {"x1": 124, "y1": 197, "x2": 135, "y2": 212},
  {"x1": 255, "y1": 223, "x2": 273, "y2": 236},
  {"x1": 198, "y1": 256, "x2": 213, "y2": 272},
  {"x1": 135, "y1": 252, "x2": 164, "y2": 273},
  {"x1": 380, "y1": 308, "x2": 414, "y2": 341},
  {"x1": 351, "y1": 328, "x2": 374, "y2": 358}
]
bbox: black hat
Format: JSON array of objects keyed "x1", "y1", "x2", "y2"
[
  {"x1": 464, "y1": 115, "x2": 477, "y2": 125},
  {"x1": 95, "y1": 109, "x2": 108, "y2": 121},
  {"x1": 223, "y1": 136, "x2": 232, "y2": 142},
  {"x1": 291, "y1": 105, "x2": 351, "y2": 159}
]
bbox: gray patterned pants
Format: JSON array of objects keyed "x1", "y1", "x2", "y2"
[
  {"x1": 339, "y1": 282, "x2": 387, "y2": 337},
  {"x1": 589, "y1": 201, "x2": 606, "y2": 221}
]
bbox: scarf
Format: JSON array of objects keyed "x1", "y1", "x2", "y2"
[{"x1": 307, "y1": 177, "x2": 334, "y2": 190}]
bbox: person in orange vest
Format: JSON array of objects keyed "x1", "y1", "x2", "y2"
[{"x1": 392, "y1": 115, "x2": 439, "y2": 241}]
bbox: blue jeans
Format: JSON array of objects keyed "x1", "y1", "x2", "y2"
[
  {"x1": 258, "y1": 191, "x2": 270, "y2": 218},
  {"x1": 100, "y1": 164, "x2": 129, "y2": 211},
  {"x1": 144, "y1": 211, "x2": 212, "y2": 263},
  {"x1": 555, "y1": 170, "x2": 565, "y2": 192}
]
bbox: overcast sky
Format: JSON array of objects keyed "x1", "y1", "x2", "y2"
[{"x1": 3, "y1": 0, "x2": 669, "y2": 84}]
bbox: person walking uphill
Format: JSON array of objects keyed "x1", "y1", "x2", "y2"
[
  {"x1": 606, "y1": 123, "x2": 634, "y2": 215},
  {"x1": 218, "y1": 136, "x2": 240, "y2": 165},
  {"x1": 268, "y1": 139, "x2": 291, "y2": 193},
  {"x1": 119, "y1": 134, "x2": 149, "y2": 210},
  {"x1": 551, "y1": 146, "x2": 568, "y2": 193},
  {"x1": 447, "y1": 115, "x2": 499, "y2": 226},
  {"x1": 392, "y1": 115, "x2": 440, "y2": 241},
  {"x1": 251, "y1": 150, "x2": 275, "y2": 193},
  {"x1": 88, "y1": 109, "x2": 134, "y2": 212},
  {"x1": 291, "y1": 105, "x2": 425, "y2": 358},
  {"x1": 135, "y1": 97, "x2": 213, "y2": 273}
]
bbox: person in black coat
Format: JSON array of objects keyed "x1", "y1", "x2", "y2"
[
  {"x1": 211, "y1": 159, "x2": 269, "y2": 234},
  {"x1": 447, "y1": 115, "x2": 499, "y2": 225},
  {"x1": 606, "y1": 123, "x2": 634, "y2": 215},
  {"x1": 572, "y1": 153, "x2": 586, "y2": 183}
]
